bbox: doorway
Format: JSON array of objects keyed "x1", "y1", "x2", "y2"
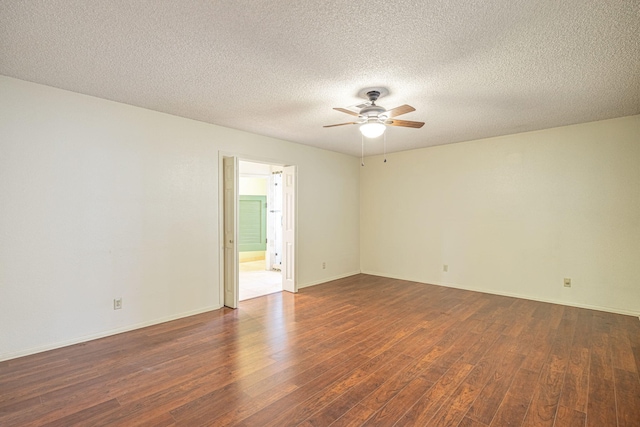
[
  {"x1": 221, "y1": 154, "x2": 297, "y2": 308},
  {"x1": 238, "y1": 160, "x2": 282, "y2": 300}
]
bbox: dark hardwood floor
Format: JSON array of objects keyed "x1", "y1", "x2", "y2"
[{"x1": 1, "y1": 274, "x2": 639, "y2": 426}]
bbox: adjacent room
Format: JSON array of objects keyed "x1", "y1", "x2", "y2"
[
  {"x1": 238, "y1": 160, "x2": 283, "y2": 301},
  {"x1": 1, "y1": 1, "x2": 639, "y2": 426}
]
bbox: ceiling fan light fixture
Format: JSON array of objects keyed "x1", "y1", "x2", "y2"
[{"x1": 359, "y1": 122, "x2": 386, "y2": 138}]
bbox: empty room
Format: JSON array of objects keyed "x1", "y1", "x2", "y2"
[{"x1": 1, "y1": 1, "x2": 639, "y2": 426}]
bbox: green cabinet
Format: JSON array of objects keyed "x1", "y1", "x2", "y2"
[{"x1": 239, "y1": 195, "x2": 267, "y2": 252}]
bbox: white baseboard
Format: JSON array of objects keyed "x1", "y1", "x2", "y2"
[
  {"x1": 0, "y1": 305, "x2": 222, "y2": 362},
  {"x1": 361, "y1": 270, "x2": 640, "y2": 318},
  {"x1": 298, "y1": 271, "x2": 361, "y2": 289}
]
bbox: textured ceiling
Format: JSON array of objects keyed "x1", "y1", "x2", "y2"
[{"x1": 1, "y1": 1, "x2": 639, "y2": 157}]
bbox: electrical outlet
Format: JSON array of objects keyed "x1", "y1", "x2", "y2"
[
  {"x1": 564, "y1": 278, "x2": 571, "y2": 288},
  {"x1": 114, "y1": 298, "x2": 122, "y2": 310},
  {"x1": 322, "y1": 262, "x2": 326, "y2": 269},
  {"x1": 443, "y1": 264, "x2": 448, "y2": 272}
]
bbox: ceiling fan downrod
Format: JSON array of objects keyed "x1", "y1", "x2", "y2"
[{"x1": 366, "y1": 90, "x2": 380, "y2": 104}]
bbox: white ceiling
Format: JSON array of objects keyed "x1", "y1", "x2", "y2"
[{"x1": 1, "y1": 1, "x2": 639, "y2": 157}]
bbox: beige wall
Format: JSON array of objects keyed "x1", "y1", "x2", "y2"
[
  {"x1": 0, "y1": 76, "x2": 360, "y2": 360},
  {"x1": 3, "y1": 72, "x2": 637, "y2": 361},
  {"x1": 239, "y1": 176, "x2": 268, "y2": 196},
  {"x1": 361, "y1": 115, "x2": 640, "y2": 316}
]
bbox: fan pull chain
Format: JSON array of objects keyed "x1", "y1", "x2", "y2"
[
  {"x1": 383, "y1": 131, "x2": 387, "y2": 163},
  {"x1": 361, "y1": 133, "x2": 365, "y2": 166}
]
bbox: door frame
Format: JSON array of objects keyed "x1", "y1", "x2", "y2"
[
  {"x1": 222, "y1": 155, "x2": 239, "y2": 308},
  {"x1": 218, "y1": 152, "x2": 298, "y2": 307},
  {"x1": 281, "y1": 165, "x2": 297, "y2": 293}
]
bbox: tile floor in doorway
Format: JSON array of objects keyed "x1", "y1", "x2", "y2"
[{"x1": 239, "y1": 260, "x2": 282, "y2": 301}]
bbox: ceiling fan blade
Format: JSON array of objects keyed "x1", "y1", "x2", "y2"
[
  {"x1": 323, "y1": 122, "x2": 357, "y2": 128},
  {"x1": 333, "y1": 107, "x2": 360, "y2": 117},
  {"x1": 386, "y1": 119, "x2": 425, "y2": 128},
  {"x1": 385, "y1": 104, "x2": 416, "y2": 117}
]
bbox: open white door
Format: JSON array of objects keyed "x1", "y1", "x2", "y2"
[
  {"x1": 266, "y1": 170, "x2": 283, "y2": 271},
  {"x1": 282, "y1": 165, "x2": 297, "y2": 293},
  {"x1": 223, "y1": 156, "x2": 239, "y2": 308}
]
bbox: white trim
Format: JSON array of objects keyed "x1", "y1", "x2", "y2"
[
  {"x1": 0, "y1": 305, "x2": 222, "y2": 362},
  {"x1": 239, "y1": 172, "x2": 271, "y2": 178},
  {"x1": 298, "y1": 271, "x2": 361, "y2": 289},
  {"x1": 361, "y1": 270, "x2": 640, "y2": 318},
  {"x1": 218, "y1": 153, "x2": 226, "y2": 307}
]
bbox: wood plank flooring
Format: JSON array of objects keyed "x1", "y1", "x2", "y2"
[{"x1": 1, "y1": 274, "x2": 639, "y2": 426}]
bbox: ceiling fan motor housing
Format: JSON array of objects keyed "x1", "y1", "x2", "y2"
[
  {"x1": 359, "y1": 90, "x2": 387, "y2": 121},
  {"x1": 359, "y1": 104, "x2": 386, "y2": 121}
]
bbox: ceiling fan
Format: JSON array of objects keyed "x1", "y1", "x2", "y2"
[{"x1": 324, "y1": 89, "x2": 424, "y2": 138}]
